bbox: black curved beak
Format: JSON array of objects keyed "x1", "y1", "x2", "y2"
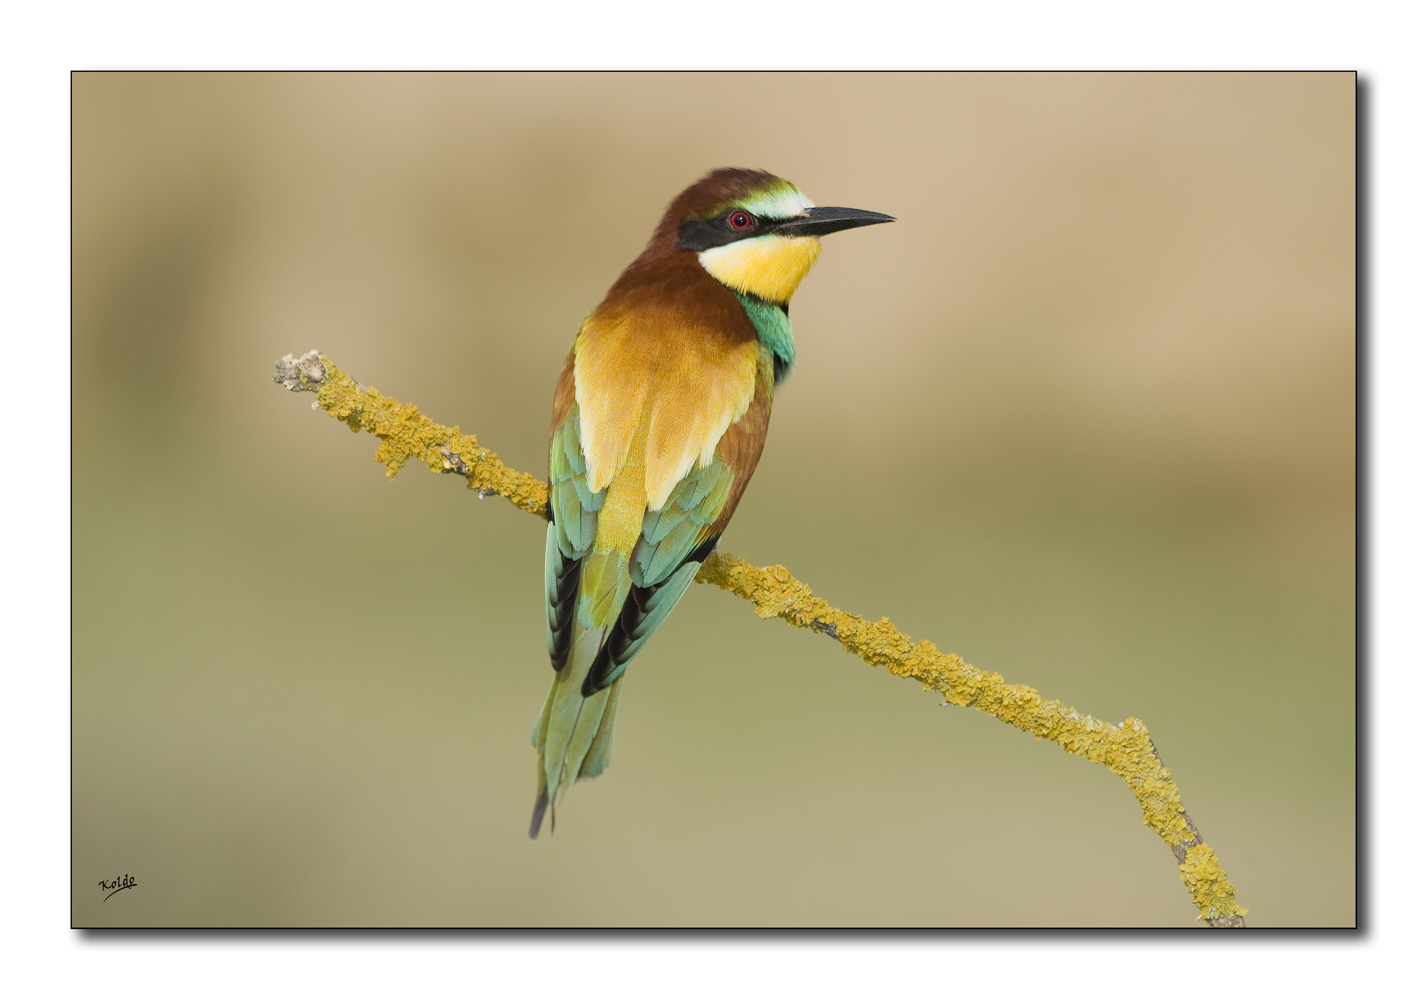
[{"x1": 771, "y1": 206, "x2": 896, "y2": 237}]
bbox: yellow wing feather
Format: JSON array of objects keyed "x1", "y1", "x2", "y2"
[{"x1": 574, "y1": 311, "x2": 760, "y2": 511}]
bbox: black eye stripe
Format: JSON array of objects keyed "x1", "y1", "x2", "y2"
[{"x1": 677, "y1": 210, "x2": 767, "y2": 251}]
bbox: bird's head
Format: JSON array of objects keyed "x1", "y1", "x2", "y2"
[{"x1": 661, "y1": 168, "x2": 894, "y2": 305}]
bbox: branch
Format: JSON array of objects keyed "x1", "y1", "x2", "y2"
[{"x1": 273, "y1": 350, "x2": 1248, "y2": 927}]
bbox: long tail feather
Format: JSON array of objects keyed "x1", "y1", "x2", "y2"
[
  {"x1": 529, "y1": 619, "x2": 624, "y2": 837},
  {"x1": 551, "y1": 698, "x2": 587, "y2": 826},
  {"x1": 528, "y1": 785, "x2": 549, "y2": 840},
  {"x1": 579, "y1": 676, "x2": 624, "y2": 780}
]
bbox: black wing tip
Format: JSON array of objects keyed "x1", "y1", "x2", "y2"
[
  {"x1": 528, "y1": 786, "x2": 550, "y2": 840},
  {"x1": 685, "y1": 533, "x2": 722, "y2": 567},
  {"x1": 580, "y1": 659, "x2": 607, "y2": 698},
  {"x1": 581, "y1": 534, "x2": 724, "y2": 697},
  {"x1": 547, "y1": 551, "x2": 581, "y2": 672}
]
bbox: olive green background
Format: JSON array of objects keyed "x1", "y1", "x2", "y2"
[{"x1": 73, "y1": 72, "x2": 1355, "y2": 927}]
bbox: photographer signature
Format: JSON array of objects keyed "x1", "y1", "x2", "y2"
[{"x1": 98, "y1": 874, "x2": 137, "y2": 901}]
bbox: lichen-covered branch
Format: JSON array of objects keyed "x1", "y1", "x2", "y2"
[
  {"x1": 273, "y1": 350, "x2": 1248, "y2": 927},
  {"x1": 274, "y1": 351, "x2": 546, "y2": 516},
  {"x1": 693, "y1": 555, "x2": 1246, "y2": 926}
]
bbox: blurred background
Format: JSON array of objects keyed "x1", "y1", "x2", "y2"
[{"x1": 73, "y1": 72, "x2": 1354, "y2": 927}]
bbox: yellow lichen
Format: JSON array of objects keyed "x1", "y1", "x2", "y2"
[
  {"x1": 311, "y1": 357, "x2": 548, "y2": 516},
  {"x1": 282, "y1": 354, "x2": 1247, "y2": 926},
  {"x1": 1180, "y1": 843, "x2": 1251, "y2": 925},
  {"x1": 694, "y1": 552, "x2": 1246, "y2": 925}
]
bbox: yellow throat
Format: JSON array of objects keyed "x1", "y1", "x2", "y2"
[{"x1": 698, "y1": 234, "x2": 823, "y2": 303}]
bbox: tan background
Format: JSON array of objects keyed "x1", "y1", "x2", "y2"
[{"x1": 73, "y1": 72, "x2": 1355, "y2": 927}]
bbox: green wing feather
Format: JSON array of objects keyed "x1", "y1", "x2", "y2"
[
  {"x1": 532, "y1": 407, "x2": 616, "y2": 836},
  {"x1": 532, "y1": 407, "x2": 734, "y2": 836},
  {"x1": 581, "y1": 458, "x2": 733, "y2": 695}
]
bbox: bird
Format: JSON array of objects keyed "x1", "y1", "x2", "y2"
[{"x1": 530, "y1": 167, "x2": 893, "y2": 838}]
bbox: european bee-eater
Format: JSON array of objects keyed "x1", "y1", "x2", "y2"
[{"x1": 531, "y1": 167, "x2": 893, "y2": 837}]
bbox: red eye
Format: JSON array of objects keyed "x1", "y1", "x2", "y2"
[{"x1": 728, "y1": 211, "x2": 753, "y2": 230}]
